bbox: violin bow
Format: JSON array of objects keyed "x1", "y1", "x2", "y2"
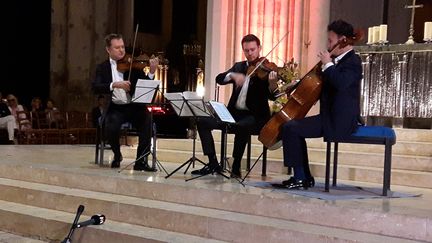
[
  {"x1": 246, "y1": 32, "x2": 288, "y2": 79},
  {"x1": 127, "y1": 24, "x2": 140, "y2": 81}
]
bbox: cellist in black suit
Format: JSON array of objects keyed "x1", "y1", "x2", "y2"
[
  {"x1": 92, "y1": 33, "x2": 159, "y2": 171},
  {"x1": 280, "y1": 20, "x2": 363, "y2": 189},
  {"x1": 191, "y1": 34, "x2": 277, "y2": 178}
]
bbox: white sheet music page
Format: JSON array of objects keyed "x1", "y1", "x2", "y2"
[
  {"x1": 209, "y1": 101, "x2": 236, "y2": 123},
  {"x1": 131, "y1": 79, "x2": 161, "y2": 104},
  {"x1": 183, "y1": 91, "x2": 210, "y2": 117},
  {"x1": 164, "y1": 92, "x2": 191, "y2": 116}
]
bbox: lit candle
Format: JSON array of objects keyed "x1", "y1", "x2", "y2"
[
  {"x1": 425, "y1": 22, "x2": 432, "y2": 40},
  {"x1": 373, "y1": 26, "x2": 380, "y2": 43},
  {"x1": 367, "y1": 27, "x2": 373, "y2": 44},
  {"x1": 379, "y1": 24, "x2": 387, "y2": 42}
]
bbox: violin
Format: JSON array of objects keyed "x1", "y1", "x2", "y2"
[
  {"x1": 116, "y1": 53, "x2": 148, "y2": 73},
  {"x1": 246, "y1": 57, "x2": 278, "y2": 80},
  {"x1": 246, "y1": 57, "x2": 299, "y2": 94}
]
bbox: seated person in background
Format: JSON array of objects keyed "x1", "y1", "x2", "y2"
[
  {"x1": 31, "y1": 97, "x2": 43, "y2": 112},
  {"x1": 45, "y1": 98, "x2": 62, "y2": 128},
  {"x1": 92, "y1": 95, "x2": 107, "y2": 128},
  {"x1": 0, "y1": 97, "x2": 17, "y2": 144},
  {"x1": 6, "y1": 94, "x2": 31, "y2": 130},
  {"x1": 30, "y1": 97, "x2": 47, "y2": 128},
  {"x1": 0, "y1": 92, "x2": 6, "y2": 103}
]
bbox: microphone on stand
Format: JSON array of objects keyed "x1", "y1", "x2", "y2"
[
  {"x1": 75, "y1": 214, "x2": 106, "y2": 228},
  {"x1": 62, "y1": 205, "x2": 85, "y2": 243}
]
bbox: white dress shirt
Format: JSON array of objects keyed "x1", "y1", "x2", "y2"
[{"x1": 321, "y1": 49, "x2": 352, "y2": 72}]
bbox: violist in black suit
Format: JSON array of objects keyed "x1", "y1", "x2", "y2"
[
  {"x1": 92, "y1": 33, "x2": 159, "y2": 171},
  {"x1": 280, "y1": 20, "x2": 363, "y2": 189},
  {"x1": 191, "y1": 34, "x2": 277, "y2": 178}
]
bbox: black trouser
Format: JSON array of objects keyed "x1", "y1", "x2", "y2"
[
  {"x1": 282, "y1": 114, "x2": 323, "y2": 178},
  {"x1": 104, "y1": 103, "x2": 151, "y2": 162},
  {"x1": 197, "y1": 110, "x2": 264, "y2": 171}
]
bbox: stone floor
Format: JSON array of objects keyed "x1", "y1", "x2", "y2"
[{"x1": 0, "y1": 144, "x2": 431, "y2": 242}]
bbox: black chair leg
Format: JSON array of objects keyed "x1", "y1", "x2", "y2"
[
  {"x1": 261, "y1": 146, "x2": 267, "y2": 176},
  {"x1": 332, "y1": 142, "x2": 339, "y2": 187},
  {"x1": 95, "y1": 127, "x2": 101, "y2": 164},
  {"x1": 383, "y1": 140, "x2": 392, "y2": 196},
  {"x1": 246, "y1": 135, "x2": 252, "y2": 171},
  {"x1": 325, "y1": 142, "x2": 331, "y2": 192}
]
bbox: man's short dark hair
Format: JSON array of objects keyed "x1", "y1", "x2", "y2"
[
  {"x1": 241, "y1": 34, "x2": 261, "y2": 46},
  {"x1": 328, "y1": 19, "x2": 355, "y2": 38},
  {"x1": 104, "y1": 33, "x2": 123, "y2": 47}
]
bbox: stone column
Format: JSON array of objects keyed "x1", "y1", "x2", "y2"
[
  {"x1": 50, "y1": 0, "x2": 113, "y2": 112},
  {"x1": 204, "y1": 0, "x2": 234, "y2": 102}
]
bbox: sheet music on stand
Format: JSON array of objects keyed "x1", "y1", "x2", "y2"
[
  {"x1": 208, "y1": 101, "x2": 236, "y2": 123},
  {"x1": 164, "y1": 91, "x2": 210, "y2": 117},
  {"x1": 131, "y1": 79, "x2": 161, "y2": 103}
]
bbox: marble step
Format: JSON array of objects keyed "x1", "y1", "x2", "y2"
[
  {"x1": 392, "y1": 128, "x2": 432, "y2": 143},
  {"x1": 155, "y1": 148, "x2": 432, "y2": 189},
  {"x1": 205, "y1": 128, "x2": 432, "y2": 143},
  {"x1": 0, "y1": 179, "x2": 423, "y2": 243},
  {"x1": 0, "y1": 230, "x2": 47, "y2": 243},
  {"x1": 0, "y1": 200, "x2": 226, "y2": 243},
  {"x1": 0, "y1": 163, "x2": 430, "y2": 242},
  {"x1": 157, "y1": 146, "x2": 432, "y2": 172},
  {"x1": 154, "y1": 136, "x2": 432, "y2": 158}
]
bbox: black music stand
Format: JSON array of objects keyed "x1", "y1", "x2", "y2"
[
  {"x1": 164, "y1": 92, "x2": 229, "y2": 180},
  {"x1": 195, "y1": 101, "x2": 245, "y2": 186},
  {"x1": 118, "y1": 79, "x2": 168, "y2": 175}
]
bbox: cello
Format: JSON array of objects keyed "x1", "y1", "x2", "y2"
[{"x1": 258, "y1": 30, "x2": 364, "y2": 150}]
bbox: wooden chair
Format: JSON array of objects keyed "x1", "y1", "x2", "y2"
[{"x1": 16, "y1": 110, "x2": 44, "y2": 144}]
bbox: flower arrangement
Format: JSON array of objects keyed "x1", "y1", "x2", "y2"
[{"x1": 271, "y1": 58, "x2": 300, "y2": 113}]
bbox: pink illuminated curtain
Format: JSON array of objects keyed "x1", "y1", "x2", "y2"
[{"x1": 234, "y1": 0, "x2": 296, "y2": 66}]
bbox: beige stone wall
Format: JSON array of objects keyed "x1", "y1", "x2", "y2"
[
  {"x1": 50, "y1": 0, "x2": 115, "y2": 112},
  {"x1": 49, "y1": 0, "x2": 182, "y2": 112}
]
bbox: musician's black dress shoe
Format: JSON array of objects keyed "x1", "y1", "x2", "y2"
[
  {"x1": 111, "y1": 155, "x2": 123, "y2": 168},
  {"x1": 134, "y1": 162, "x2": 157, "y2": 172},
  {"x1": 230, "y1": 170, "x2": 242, "y2": 179},
  {"x1": 282, "y1": 176, "x2": 315, "y2": 188},
  {"x1": 191, "y1": 164, "x2": 222, "y2": 175},
  {"x1": 280, "y1": 176, "x2": 309, "y2": 189}
]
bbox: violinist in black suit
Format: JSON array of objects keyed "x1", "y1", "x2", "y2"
[
  {"x1": 191, "y1": 34, "x2": 277, "y2": 178},
  {"x1": 280, "y1": 19, "x2": 363, "y2": 189},
  {"x1": 92, "y1": 33, "x2": 159, "y2": 171}
]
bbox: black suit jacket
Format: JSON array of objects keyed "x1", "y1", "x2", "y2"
[
  {"x1": 320, "y1": 50, "x2": 362, "y2": 139},
  {"x1": 92, "y1": 60, "x2": 151, "y2": 106},
  {"x1": 215, "y1": 61, "x2": 275, "y2": 122},
  {"x1": 0, "y1": 103, "x2": 11, "y2": 118}
]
